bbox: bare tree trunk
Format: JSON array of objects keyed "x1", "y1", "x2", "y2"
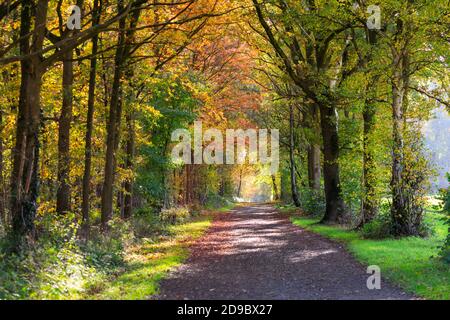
[
  {"x1": 101, "y1": 56, "x2": 124, "y2": 228},
  {"x1": 117, "y1": 188, "x2": 124, "y2": 218},
  {"x1": 358, "y1": 29, "x2": 379, "y2": 228},
  {"x1": 10, "y1": 0, "x2": 48, "y2": 243},
  {"x1": 101, "y1": 0, "x2": 141, "y2": 229},
  {"x1": 56, "y1": 50, "x2": 73, "y2": 214},
  {"x1": 307, "y1": 144, "x2": 321, "y2": 191},
  {"x1": 318, "y1": 103, "x2": 347, "y2": 224},
  {"x1": 360, "y1": 101, "x2": 378, "y2": 225},
  {"x1": 289, "y1": 104, "x2": 301, "y2": 207},
  {"x1": 390, "y1": 48, "x2": 410, "y2": 235},
  {"x1": 306, "y1": 105, "x2": 321, "y2": 192},
  {"x1": 81, "y1": 0, "x2": 100, "y2": 235},
  {"x1": 101, "y1": 3, "x2": 127, "y2": 228},
  {"x1": 123, "y1": 112, "x2": 135, "y2": 219}
]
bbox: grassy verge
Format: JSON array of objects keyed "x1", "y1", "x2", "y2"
[
  {"x1": 291, "y1": 212, "x2": 449, "y2": 300},
  {"x1": 84, "y1": 211, "x2": 217, "y2": 300}
]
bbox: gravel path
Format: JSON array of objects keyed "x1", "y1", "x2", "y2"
[{"x1": 157, "y1": 204, "x2": 412, "y2": 300}]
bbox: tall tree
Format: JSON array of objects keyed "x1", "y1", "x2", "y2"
[
  {"x1": 0, "y1": 108, "x2": 5, "y2": 226},
  {"x1": 101, "y1": 0, "x2": 143, "y2": 228},
  {"x1": 56, "y1": 49, "x2": 74, "y2": 215},
  {"x1": 252, "y1": 0, "x2": 349, "y2": 223},
  {"x1": 289, "y1": 103, "x2": 301, "y2": 207},
  {"x1": 56, "y1": 0, "x2": 85, "y2": 214},
  {"x1": 10, "y1": 0, "x2": 48, "y2": 243},
  {"x1": 81, "y1": 0, "x2": 101, "y2": 234}
]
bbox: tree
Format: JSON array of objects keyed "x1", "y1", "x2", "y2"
[
  {"x1": 56, "y1": 0, "x2": 85, "y2": 215},
  {"x1": 289, "y1": 103, "x2": 301, "y2": 207},
  {"x1": 10, "y1": 0, "x2": 48, "y2": 243},
  {"x1": 378, "y1": 0, "x2": 448, "y2": 235},
  {"x1": 252, "y1": 0, "x2": 351, "y2": 223},
  {"x1": 81, "y1": 0, "x2": 101, "y2": 235}
]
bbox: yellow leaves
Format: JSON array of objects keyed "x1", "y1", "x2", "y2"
[{"x1": 137, "y1": 103, "x2": 162, "y2": 120}]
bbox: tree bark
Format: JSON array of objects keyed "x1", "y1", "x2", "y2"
[
  {"x1": 318, "y1": 103, "x2": 347, "y2": 224},
  {"x1": 101, "y1": 54, "x2": 124, "y2": 228},
  {"x1": 289, "y1": 104, "x2": 301, "y2": 207},
  {"x1": 56, "y1": 50, "x2": 73, "y2": 214},
  {"x1": 10, "y1": 0, "x2": 48, "y2": 242},
  {"x1": 307, "y1": 144, "x2": 321, "y2": 191},
  {"x1": 0, "y1": 109, "x2": 5, "y2": 226},
  {"x1": 123, "y1": 111, "x2": 135, "y2": 219},
  {"x1": 101, "y1": 1, "x2": 142, "y2": 228},
  {"x1": 81, "y1": 0, "x2": 100, "y2": 235},
  {"x1": 390, "y1": 49, "x2": 410, "y2": 235},
  {"x1": 360, "y1": 101, "x2": 378, "y2": 225},
  {"x1": 358, "y1": 29, "x2": 379, "y2": 227}
]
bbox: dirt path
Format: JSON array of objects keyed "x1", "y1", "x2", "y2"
[{"x1": 157, "y1": 204, "x2": 412, "y2": 300}]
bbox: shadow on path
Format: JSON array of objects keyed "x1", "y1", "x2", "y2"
[{"x1": 157, "y1": 204, "x2": 412, "y2": 300}]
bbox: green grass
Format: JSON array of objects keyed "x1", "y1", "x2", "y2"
[
  {"x1": 291, "y1": 212, "x2": 450, "y2": 300},
  {"x1": 84, "y1": 213, "x2": 214, "y2": 300}
]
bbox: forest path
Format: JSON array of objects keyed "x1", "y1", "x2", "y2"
[{"x1": 157, "y1": 204, "x2": 412, "y2": 300}]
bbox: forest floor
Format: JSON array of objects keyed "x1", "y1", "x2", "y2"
[{"x1": 156, "y1": 204, "x2": 412, "y2": 300}]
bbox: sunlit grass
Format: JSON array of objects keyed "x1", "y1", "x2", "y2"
[
  {"x1": 291, "y1": 212, "x2": 450, "y2": 300},
  {"x1": 84, "y1": 215, "x2": 213, "y2": 300}
]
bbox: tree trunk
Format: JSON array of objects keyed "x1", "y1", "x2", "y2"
[
  {"x1": 390, "y1": 49, "x2": 410, "y2": 236},
  {"x1": 271, "y1": 174, "x2": 279, "y2": 201},
  {"x1": 101, "y1": 5, "x2": 127, "y2": 228},
  {"x1": 289, "y1": 104, "x2": 301, "y2": 207},
  {"x1": 123, "y1": 112, "x2": 135, "y2": 219},
  {"x1": 101, "y1": 55, "x2": 124, "y2": 228},
  {"x1": 81, "y1": 0, "x2": 100, "y2": 235},
  {"x1": 101, "y1": 0, "x2": 141, "y2": 229},
  {"x1": 318, "y1": 103, "x2": 347, "y2": 224},
  {"x1": 0, "y1": 109, "x2": 5, "y2": 227},
  {"x1": 56, "y1": 50, "x2": 73, "y2": 214},
  {"x1": 117, "y1": 188, "x2": 124, "y2": 218},
  {"x1": 307, "y1": 144, "x2": 321, "y2": 191},
  {"x1": 10, "y1": 0, "x2": 48, "y2": 242},
  {"x1": 237, "y1": 168, "x2": 243, "y2": 198},
  {"x1": 360, "y1": 101, "x2": 378, "y2": 225}
]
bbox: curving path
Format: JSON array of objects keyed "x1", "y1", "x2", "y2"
[{"x1": 157, "y1": 204, "x2": 412, "y2": 300}]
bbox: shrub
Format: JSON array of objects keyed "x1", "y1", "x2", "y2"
[
  {"x1": 361, "y1": 211, "x2": 393, "y2": 239},
  {"x1": 0, "y1": 214, "x2": 102, "y2": 299},
  {"x1": 131, "y1": 208, "x2": 166, "y2": 237},
  {"x1": 83, "y1": 217, "x2": 134, "y2": 270},
  {"x1": 299, "y1": 187, "x2": 325, "y2": 217},
  {"x1": 160, "y1": 207, "x2": 191, "y2": 225}
]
